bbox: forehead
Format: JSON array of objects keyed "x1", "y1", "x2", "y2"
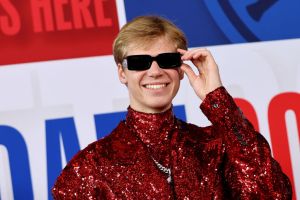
[{"x1": 126, "y1": 37, "x2": 177, "y2": 56}]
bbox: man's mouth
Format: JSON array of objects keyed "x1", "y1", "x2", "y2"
[{"x1": 143, "y1": 83, "x2": 168, "y2": 89}]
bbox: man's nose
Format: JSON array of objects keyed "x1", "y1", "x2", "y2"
[{"x1": 147, "y1": 61, "x2": 163, "y2": 77}]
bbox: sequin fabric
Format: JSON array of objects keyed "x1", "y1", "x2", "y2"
[{"x1": 52, "y1": 87, "x2": 292, "y2": 200}]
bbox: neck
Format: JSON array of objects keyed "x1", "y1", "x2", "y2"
[{"x1": 125, "y1": 106, "x2": 176, "y2": 165}]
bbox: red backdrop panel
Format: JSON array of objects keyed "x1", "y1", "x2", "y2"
[{"x1": 0, "y1": 0, "x2": 119, "y2": 65}]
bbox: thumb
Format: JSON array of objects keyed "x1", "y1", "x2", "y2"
[{"x1": 181, "y1": 63, "x2": 197, "y2": 83}]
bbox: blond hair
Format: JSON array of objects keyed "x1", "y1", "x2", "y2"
[{"x1": 113, "y1": 16, "x2": 187, "y2": 64}]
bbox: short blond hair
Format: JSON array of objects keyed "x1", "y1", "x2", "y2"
[{"x1": 113, "y1": 16, "x2": 188, "y2": 64}]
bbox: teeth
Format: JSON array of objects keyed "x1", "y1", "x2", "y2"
[{"x1": 145, "y1": 84, "x2": 167, "y2": 89}]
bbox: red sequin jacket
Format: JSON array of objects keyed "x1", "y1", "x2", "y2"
[{"x1": 52, "y1": 87, "x2": 292, "y2": 199}]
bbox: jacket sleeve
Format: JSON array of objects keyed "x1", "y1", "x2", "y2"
[
  {"x1": 52, "y1": 151, "x2": 116, "y2": 200},
  {"x1": 200, "y1": 87, "x2": 292, "y2": 199}
]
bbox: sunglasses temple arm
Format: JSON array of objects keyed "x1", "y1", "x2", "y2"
[{"x1": 122, "y1": 59, "x2": 128, "y2": 68}]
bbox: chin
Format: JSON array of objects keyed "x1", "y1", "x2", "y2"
[{"x1": 145, "y1": 101, "x2": 172, "y2": 112}]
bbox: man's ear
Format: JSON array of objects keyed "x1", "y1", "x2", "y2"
[{"x1": 117, "y1": 63, "x2": 128, "y2": 84}]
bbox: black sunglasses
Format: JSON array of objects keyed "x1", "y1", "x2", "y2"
[{"x1": 122, "y1": 52, "x2": 182, "y2": 71}]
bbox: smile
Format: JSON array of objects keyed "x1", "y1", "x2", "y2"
[{"x1": 144, "y1": 83, "x2": 167, "y2": 89}]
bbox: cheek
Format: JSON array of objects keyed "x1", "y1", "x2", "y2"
[
  {"x1": 126, "y1": 71, "x2": 143, "y2": 83},
  {"x1": 169, "y1": 70, "x2": 182, "y2": 82},
  {"x1": 126, "y1": 73, "x2": 144, "y2": 90},
  {"x1": 172, "y1": 72, "x2": 182, "y2": 91}
]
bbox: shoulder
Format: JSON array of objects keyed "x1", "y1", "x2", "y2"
[
  {"x1": 63, "y1": 121, "x2": 140, "y2": 169},
  {"x1": 177, "y1": 119, "x2": 222, "y2": 142},
  {"x1": 52, "y1": 121, "x2": 141, "y2": 192},
  {"x1": 176, "y1": 119, "x2": 224, "y2": 162}
]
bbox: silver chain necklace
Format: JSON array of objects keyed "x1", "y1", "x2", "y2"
[
  {"x1": 124, "y1": 119, "x2": 175, "y2": 184},
  {"x1": 152, "y1": 157, "x2": 172, "y2": 183}
]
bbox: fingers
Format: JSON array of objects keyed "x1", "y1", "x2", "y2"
[
  {"x1": 177, "y1": 48, "x2": 187, "y2": 54},
  {"x1": 178, "y1": 48, "x2": 211, "y2": 68},
  {"x1": 178, "y1": 48, "x2": 218, "y2": 71},
  {"x1": 178, "y1": 48, "x2": 210, "y2": 61}
]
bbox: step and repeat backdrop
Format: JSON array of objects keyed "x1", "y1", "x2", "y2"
[{"x1": 0, "y1": 1, "x2": 299, "y2": 199}]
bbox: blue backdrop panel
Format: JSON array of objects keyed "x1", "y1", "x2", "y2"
[{"x1": 124, "y1": 0, "x2": 300, "y2": 47}]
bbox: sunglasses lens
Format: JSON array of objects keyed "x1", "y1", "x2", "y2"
[
  {"x1": 157, "y1": 53, "x2": 182, "y2": 69},
  {"x1": 126, "y1": 55, "x2": 151, "y2": 71}
]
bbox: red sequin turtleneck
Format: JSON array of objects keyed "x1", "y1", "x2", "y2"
[{"x1": 52, "y1": 87, "x2": 292, "y2": 200}]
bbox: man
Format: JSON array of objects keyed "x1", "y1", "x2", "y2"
[{"x1": 52, "y1": 15, "x2": 292, "y2": 199}]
